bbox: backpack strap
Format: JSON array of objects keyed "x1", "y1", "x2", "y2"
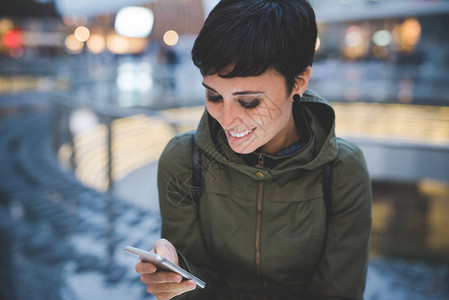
[
  {"x1": 304, "y1": 161, "x2": 333, "y2": 292},
  {"x1": 191, "y1": 134, "x2": 202, "y2": 203},
  {"x1": 191, "y1": 134, "x2": 217, "y2": 258},
  {"x1": 322, "y1": 162, "x2": 333, "y2": 226}
]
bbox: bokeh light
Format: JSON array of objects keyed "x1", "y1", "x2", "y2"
[
  {"x1": 115, "y1": 6, "x2": 154, "y2": 38},
  {"x1": 163, "y1": 30, "x2": 179, "y2": 46},
  {"x1": 0, "y1": 18, "x2": 14, "y2": 33},
  {"x1": 74, "y1": 26, "x2": 90, "y2": 42},
  {"x1": 86, "y1": 34, "x2": 106, "y2": 54},
  {"x1": 343, "y1": 25, "x2": 369, "y2": 59},
  {"x1": 345, "y1": 26, "x2": 363, "y2": 47},
  {"x1": 400, "y1": 18, "x2": 421, "y2": 52},
  {"x1": 126, "y1": 38, "x2": 148, "y2": 53},
  {"x1": 65, "y1": 34, "x2": 84, "y2": 54},
  {"x1": 106, "y1": 32, "x2": 129, "y2": 54},
  {"x1": 372, "y1": 30, "x2": 392, "y2": 47},
  {"x1": 2, "y1": 30, "x2": 21, "y2": 48}
]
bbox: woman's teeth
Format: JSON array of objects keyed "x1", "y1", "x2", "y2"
[{"x1": 229, "y1": 128, "x2": 254, "y2": 138}]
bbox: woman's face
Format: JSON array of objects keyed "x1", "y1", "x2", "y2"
[{"x1": 203, "y1": 69, "x2": 303, "y2": 154}]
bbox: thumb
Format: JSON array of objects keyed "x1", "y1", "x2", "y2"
[{"x1": 154, "y1": 238, "x2": 179, "y2": 266}]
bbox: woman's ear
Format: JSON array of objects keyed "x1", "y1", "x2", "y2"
[{"x1": 292, "y1": 66, "x2": 312, "y2": 96}]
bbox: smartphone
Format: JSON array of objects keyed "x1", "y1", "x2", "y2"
[{"x1": 124, "y1": 245, "x2": 206, "y2": 289}]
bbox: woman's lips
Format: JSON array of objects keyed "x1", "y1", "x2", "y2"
[
  {"x1": 226, "y1": 127, "x2": 256, "y2": 143},
  {"x1": 229, "y1": 128, "x2": 254, "y2": 138}
]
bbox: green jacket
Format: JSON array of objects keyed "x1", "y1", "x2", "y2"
[{"x1": 158, "y1": 90, "x2": 372, "y2": 300}]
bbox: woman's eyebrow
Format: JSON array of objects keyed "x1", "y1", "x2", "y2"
[
  {"x1": 202, "y1": 82, "x2": 218, "y2": 93},
  {"x1": 202, "y1": 82, "x2": 264, "y2": 95},
  {"x1": 233, "y1": 91, "x2": 264, "y2": 96}
]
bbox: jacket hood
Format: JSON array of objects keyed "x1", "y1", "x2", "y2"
[{"x1": 195, "y1": 89, "x2": 339, "y2": 180}]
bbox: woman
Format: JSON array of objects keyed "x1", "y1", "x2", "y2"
[{"x1": 136, "y1": 0, "x2": 372, "y2": 299}]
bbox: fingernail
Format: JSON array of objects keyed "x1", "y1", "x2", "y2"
[
  {"x1": 147, "y1": 265, "x2": 156, "y2": 273},
  {"x1": 188, "y1": 280, "x2": 197, "y2": 289},
  {"x1": 174, "y1": 275, "x2": 182, "y2": 282}
]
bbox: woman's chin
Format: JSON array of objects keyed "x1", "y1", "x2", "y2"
[{"x1": 228, "y1": 140, "x2": 258, "y2": 154}]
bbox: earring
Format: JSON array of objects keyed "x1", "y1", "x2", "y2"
[{"x1": 292, "y1": 94, "x2": 302, "y2": 103}]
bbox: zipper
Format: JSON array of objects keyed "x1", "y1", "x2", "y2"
[{"x1": 255, "y1": 153, "x2": 264, "y2": 276}]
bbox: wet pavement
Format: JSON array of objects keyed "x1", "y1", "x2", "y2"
[{"x1": 1, "y1": 92, "x2": 448, "y2": 300}]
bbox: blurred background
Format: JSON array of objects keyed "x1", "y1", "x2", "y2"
[{"x1": 0, "y1": 0, "x2": 448, "y2": 299}]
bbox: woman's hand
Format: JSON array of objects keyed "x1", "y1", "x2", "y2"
[{"x1": 135, "y1": 239, "x2": 197, "y2": 300}]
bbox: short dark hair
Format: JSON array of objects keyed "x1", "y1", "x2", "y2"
[{"x1": 191, "y1": 0, "x2": 318, "y2": 93}]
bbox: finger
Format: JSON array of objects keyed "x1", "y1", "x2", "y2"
[
  {"x1": 140, "y1": 271, "x2": 183, "y2": 285},
  {"x1": 154, "y1": 287, "x2": 195, "y2": 300},
  {"x1": 154, "y1": 239, "x2": 179, "y2": 265},
  {"x1": 135, "y1": 261, "x2": 157, "y2": 274},
  {"x1": 154, "y1": 293, "x2": 174, "y2": 300},
  {"x1": 147, "y1": 280, "x2": 196, "y2": 295}
]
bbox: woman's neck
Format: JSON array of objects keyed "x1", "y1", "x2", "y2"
[{"x1": 258, "y1": 112, "x2": 301, "y2": 155}]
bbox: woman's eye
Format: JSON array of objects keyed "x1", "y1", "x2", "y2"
[
  {"x1": 239, "y1": 99, "x2": 260, "y2": 109},
  {"x1": 206, "y1": 94, "x2": 223, "y2": 103}
]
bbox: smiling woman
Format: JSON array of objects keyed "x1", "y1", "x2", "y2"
[
  {"x1": 134, "y1": 1, "x2": 372, "y2": 300},
  {"x1": 202, "y1": 68, "x2": 308, "y2": 154}
]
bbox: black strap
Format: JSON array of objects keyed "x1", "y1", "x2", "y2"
[
  {"x1": 191, "y1": 134, "x2": 202, "y2": 203},
  {"x1": 303, "y1": 162, "x2": 333, "y2": 293},
  {"x1": 191, "y1": 134, "x2": 216, "y2": 258},
  {"x1": 322, "y1": 162, "x2": 333, "y2": 226}
]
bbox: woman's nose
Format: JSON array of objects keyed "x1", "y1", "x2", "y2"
[{"x1": 220, "y1": 101, "x2": 241, "y2": 130}]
